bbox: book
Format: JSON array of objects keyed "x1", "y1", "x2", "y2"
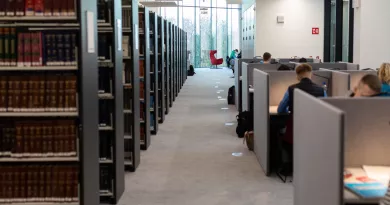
[
  {"x1": 52, "y1": 0, "x2": 60, "y2": 16},
  {"x1": 38, "y1": 76, "x2": 45, "y2": 111},
  {"x1": 67, "y1": 0, "x2": 75, "y2": 16},
  {"x1": 57, "y1": 75, "x2": 65, "y2": 111},
  {"x1": 58, "y1": 167, "x2": 66, "y2": 201},
  {"x1": 38, "y1": 166, "x2": 45, "y2": 200},
  {"x1": 15, "y1": 0, "x2": 24, "y2": 16},
  {"x1": 0, "y1": 76, "x2": 7, "y2": 112},
  {"x1": 49, "y1": 75, "x2": 58, "y2": 111},
  {"x1": 63, "y1": 33, "x2": 71, "y2": 65},
  {"x1": 0, "y1": 28, "x2": 3, "y2": 66},
  {"x1": 3, "y1": 28, "x2": 10, "y2": 66},
  {"x1": 25, "y1": 0, "x2": 34, "y2": 16},
  {"x1": 65, "y1": 166, "x2": 73, "y2": 201},
  {"x1": 44, "y1": 0, "x2": 52, "y2": 16},
  {"x1": 31, "y1": 32, "x2": 42, "y2": 66},
  {"x1": 9, "y1": 28, "x2": 16, "y2": 66},
  {"x1": 70, "y1": 33, "x2": 76, "y2": 65},
  {"x1": 122, "y1": 36, "x2": 129, "y2": 57},
  {"x1": 7, "y1": 76, "x2": 15, "y2": 112},
  {"x1": 0, "y1": 1, "x2": 5, "y2": 16},
  {"x1": 20, "y1": 76, "x2": 29, "y2": 111},
  {"x1": 45, "y1": 166, "x2": 52, "y2": 201},
  {"x1": 67, "y1": 75, "x2": 77, "y2": 111},
  {"x1": 60, "y1": 0, "x2": 67, "y2": 16},
  {"x1": 345, "y1": 181, "x2": 387, "y2": 199},
  {"x1": 17, "y1": 32, "x2": 24, "y2": 66},
  {"x1": 51, "y1": 166, "x2": 59, "y2": 201},
  {"x1": 23, "y1": 33, "x2": 31, "y2": 67},
  {"x1": 6, "y1": 0, "x2": 15, "y2": 16},
  {"x1": 34, "y1": 0, "x2": 44, "y2": 16},
  {"x1": 44, "y1": 33, "x2": 53, "y2": 66},
  {"x1": 13, "y1": 76, "x2": 21, "y2": 112},
  {"x1": 55, "y1": 33, "x2": 64, "y2": 65},
  {"x1": 51, "y1": 33, "x2": 58, "y2": 65}
]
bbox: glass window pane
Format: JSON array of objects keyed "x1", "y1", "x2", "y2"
[
  {"x1": 199, "y1": 6, "x2": 212, "y2": 67},
  {"x1": 165, "y1": 7, "x2": 178, "y2": 25},
  {"x1": 216, "y1": 8, "x2": 227, "y2": 61},
  {"x1": 183, "y1": 6, "x2": 195, "y2": 65},
  {"x1": 232, "y1": 9, "x2": 240, "y2": 53}
]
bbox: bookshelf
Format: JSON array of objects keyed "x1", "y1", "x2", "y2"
[
  {"x1": 97, "y1": 0, "x2": 125, "y2": 203},
  {"x1": 0, "y1": 0, "x2": 100, "y2": 204},
  {"x1": 149, "y1": 11, "x2": 158, "y2": 135},
  {"x1": 157, "y1": 16, "x2": 165, "y2": 123},
  {"x1": 171, "y1": 25, "x2": 176, "y2": 102},
  {"x1": 168, "y1": 22, "x2": 173, "y2": 108},
  {"x1": 122, "y1": 0, "x2": 140, "y2": 172},
  {"x1": 138, "y1": 6, "x2": 151, "y2": 150},
  {"x1": 164, "y1": 20, "x2": 170, "y2": 115},
  {"x1": 174, "y1": 25, "x2": 178, "y2": 100}
]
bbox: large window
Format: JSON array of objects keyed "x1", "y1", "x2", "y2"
[{"x1": 160, "y1": 0, "x2": 241, "y2": 67}]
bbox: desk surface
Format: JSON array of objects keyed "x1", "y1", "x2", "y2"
[
  {"x1": 269, "y1": 106, "x2": 278, "y2": 114},
  {"x1": 344, "y1": 168, "x2": 381, "y2": 204}
]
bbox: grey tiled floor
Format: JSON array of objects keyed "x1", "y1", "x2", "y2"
[{"x1": 118, "y1": 68, "x2": 293, "y2": 205}]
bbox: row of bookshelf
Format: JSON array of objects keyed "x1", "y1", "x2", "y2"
[{"x1": 0, "y1": 0, "x2": 76, "y2": 17}]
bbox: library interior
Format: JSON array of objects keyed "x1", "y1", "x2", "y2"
[{"x1": 0, "y1": 0, "x2": 389, "y2": 205}]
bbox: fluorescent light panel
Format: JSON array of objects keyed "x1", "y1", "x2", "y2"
[{"x1": 139, "y1": 1, "x2": 178, "y2": 7}]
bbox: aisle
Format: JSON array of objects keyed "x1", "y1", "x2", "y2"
[{"x1": 119, "y1": 68, "x2": 293, "y2": 205}]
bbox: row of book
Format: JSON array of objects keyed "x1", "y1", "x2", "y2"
[
  {"x1": 0, "y1": 165, "x2": 78, "y2": 202},
  {"x1": 97, "y1": 34, "x2": 112, "y2": 61},
  {"x1": 0, "y1": 120, "x2": 77, "y2": 158},
  {"x1": 139, "y1": 60, "x2": 145, "y2": 77},
  {"x1": 0, "y1": 0, "x2": 76, "y2": 17},
  {"x1": 0, "y1": 74, "x2": 77, "y2": 112},
  {"x1": 0, "y1": 29, "x2": 78, "y2": 67},
  {"x1": 122, "y1": 7, "x2": 132, "y2": 28}
]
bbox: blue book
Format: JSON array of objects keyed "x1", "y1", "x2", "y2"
[
  {"x1": 345, "y1": 182, "x2": 387, "y2": 198},
  {"x1": 150, "y1": 96, "x2": 154, "y2": 108}
]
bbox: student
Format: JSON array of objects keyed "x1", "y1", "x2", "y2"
[
  {"x1": 277, "y1": 63, "x2": 326, "y2": 113},
  {"x1": 230, "y1": 49, "x2": 238, "y2": 60},
  {"x1": 378, "y1": 63, "x2": 390, "y2": 94},
  {"x1": 350, "y1": 74, "x2": 390, "y2": 97},
  {"x1": 298, "y1": 58, "x2": 307, "y2": 63},
  {"x1": 277, "y1": 64, "x2": 292, "y2": 71},
  {"x1": 262, "y1": 52, "x2": 272, "y2": 64}
]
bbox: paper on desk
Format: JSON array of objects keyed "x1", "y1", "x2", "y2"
[{"x1": 363, "y1": 165, "x2": 390, "y2": 185}]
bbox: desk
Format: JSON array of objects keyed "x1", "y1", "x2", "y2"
[
  {"x1": 269, "y1": 106, "x2": 278, "y2": 114},
  {"x1": 344, "y1": 168, "x2": 381, "y2": 205}
]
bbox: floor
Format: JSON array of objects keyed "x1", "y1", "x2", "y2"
[{"x1": 119, "y1": 68, "x2": 293, "y2": 205}]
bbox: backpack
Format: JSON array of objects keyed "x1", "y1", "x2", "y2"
[
  {"x1": 188, "y1": 65, "x2": 195, "y2": 76},
  {"x1": 227, "y1": 86, "x2": 235, "y2": 105},
  {"x1": 235, "y1": 111, "x2": 253, "y2": 138}
]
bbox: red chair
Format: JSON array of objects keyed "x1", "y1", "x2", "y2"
[{"x1": 209, "y1": 50, "x2": 223, "y2": 69}]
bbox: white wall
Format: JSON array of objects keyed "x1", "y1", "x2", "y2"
[
  {"x1": 255, "y1": 0, "x2": 324, "y2": 59},
  {"x1": 353, "y1": 0, "x2": 390, "y2": 69}
]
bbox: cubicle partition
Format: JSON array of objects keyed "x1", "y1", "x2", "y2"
[
  {"x1": 309, "y1": 62, "x2": 359, "y2": 70},
  {"x1": 294, "y1": 91, "x2": 390, "y2": 205},
  {"x1": 234, "y1": 58, "x2": 259, "y2": 112},
  {"x1": 341, "y1": 70, "x2": 377, "y2": 89}
]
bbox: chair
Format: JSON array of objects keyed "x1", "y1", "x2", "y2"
[
  {"x1": 276, "y1": 115, "x2": 293, "y2": 183},
  {"x1": 209, "y1": 50, "x2": 223, "y2": 69}
]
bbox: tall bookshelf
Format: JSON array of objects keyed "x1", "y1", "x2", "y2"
[
  {"x1": 96, "y1": 0, "x2": 125, "y2": 203},
  {"x1": 0, "y1": 0, "x2": 100, "y2": 204},
  {"x1": 157, "y1": 16, "x2": 165, "y2": 124},
  {"x1": 138, "y1": 6, "x2": 150, "y2": 150},
  {"x1": 164, "y1": 20, "x2": 170, "y2": 114},
  {"x1": 172, "y1": 25, "x2": 177, "y2": 102},
  {"x1": 149, "y1": 11, "x2": 158, "y2": 135},
  {"x1": 168, "y1": 22, "x2": 173, "y2": 108},
  {"x1": 122, "y1": 0, "x2": 140, "y2": 172}
]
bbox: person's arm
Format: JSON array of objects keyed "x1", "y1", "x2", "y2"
[{"x1": 277, "y1": 90, "x2": 289, "y2": 113}]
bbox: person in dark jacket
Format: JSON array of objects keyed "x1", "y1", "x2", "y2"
[{"x1": 277, "y1": 63, "x2": 326, "y2": 113}]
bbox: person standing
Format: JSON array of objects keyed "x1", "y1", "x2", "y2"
[{"x1": 229, "y1": 49, "x2": 238, "y2": 77}]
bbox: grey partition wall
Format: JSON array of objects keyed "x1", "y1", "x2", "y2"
[
  {"x1": 234, "y1": 58, "x2": 257, "y2": 111},
  {"x1": 294, "y1": 90, "x2": 344, "y2": 205},
  {"x1": 342, "y1": 70, "x2": 377, "y2": 89},
  {"x1": 253, "y1": 70, "x2": 270, "y2": 175},
  {"x1": 323, "y1": 98, "x2": 390, "y2": 167},
  {"x1": 268, "y1": 71, "x2": 298, "y2": 106},
  {"x1": 330, "y1": 71, "x2": 349, "y2": 96}
]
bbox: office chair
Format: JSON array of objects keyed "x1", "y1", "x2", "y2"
[{"x1": 209, "y1": 50, "x2": 223, "y2": 69}]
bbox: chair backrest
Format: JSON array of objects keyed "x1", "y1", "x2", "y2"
[{"x1": 210, "y1": 50, "x2": 217, "y2": 61}]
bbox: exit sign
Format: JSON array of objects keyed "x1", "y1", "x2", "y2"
[{"x1": 312, "y1": 27, "x2": 319, "y2": 35}]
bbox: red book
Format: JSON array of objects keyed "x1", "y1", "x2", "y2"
[
  {"x1": 23, "y1": 33, "x2": 31, "y2": 67},
  {"x1": 44, "y1": 0, "x2": 52, "y2": 16},
  {"x1": 17, "y1": 32, "x2": 24, "y2": 67},
  {"x1": 67, "y1": 0, "x2": 75, "y2": 16},
  {"x1": 34, "y1": 0, "x2": 44, "y2": 16},
  {"x1": 0, "y1": 0, "x2": 5, "y2": 16},
  {"x1": 52, "y1": 0, "x2": 60, "y2": 16},
  {"x1": 15, "y1": 0, "x2": 24, "y2": 16},
  {"x1": 31, "y1": 32, "x2": 40, "y2": 66},
  {"x1": 6, "y1": 0, "x2": 15, "y2": 16},
  {"x1": 25, "y1": 0, "x2": 34, "y2": 16}
]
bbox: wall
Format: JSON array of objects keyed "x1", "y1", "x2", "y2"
[
  {"x1": 255, "y1": 0, "x2": 324, "y2": 59},
  {"x1": 353, "y1": 0, "x2": 390, "y2": 69}
]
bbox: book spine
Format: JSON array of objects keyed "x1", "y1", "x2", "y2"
[
  {"x1": 63, "y1": 33, "x2": 71, "y2": 65},
  {"x1": 0, "y1": 28, "x2": 3, "y2": 66},
  {"x1": 51, "y1": 33, "x2": 58, "y2": 65},
  {"x1": 0, "y1": 76, "x2": 7, "y2": 112},
  {"x1": 62, "y1": 121, "x2": 69, "y2": 156},
  {"x1": 44, "y1": 76, "x2": 51, "y2": 111},
  {"x1": 67, "y1": 0, "x2": 75, "y2": 16},
  {"x1": 68, "y1": 75, "x2": 77, "y2": 111},
  {"x1": 72, "y1": 166, "x2": 78, "y2": 201},
  {"x1": 56, "y1": 34, "x2": 64, "y2": 66},
  {"x1": 69, "y1": 122, "x2": 76, "y2": 156},
  {"x1": 6, "y1": 0, "x2": 15, "y2": 16},
  {"x1": 38, "y1": 32, "x2": 42, "y2": 66},
  {"x1": 58, "y1": 167, "x2": 66, "y2": 201},
  {"x1": 45, "y1": 166, "x2": 52, "y2": 201},
  {"x1": 10, "y1": 28, "x2": 16, "y2": 66},
  {"x1": 53, "y1": 121, "x2": 60, "y2": 156},
  {"x1": 27, "y1": 76, "x2": 33, "y2": 110},
  {"x1": 60, "y1": 0, "x2": 67, "y2": 16},
  {"x1": 57, "y1": 76, "x2": 64, "y2": 111},
  {"x1": 17, "y1": 32, "x2": 24, "y2": 67},
  {"x1": 32, "y1": 166, "x2": 40, "y2": 201},
  {"x1": 13, "y1": 168, "x2": 20, "y2": 201},
  {"x1": 19, "y1": 166, "x2": 26, "y2": 202},
  {"x1": 15, "y1": 0, "x2": 24, "y2": 16},
  {"x1": 38, "y1": 166, "x2": 45, "y2": 201},
  {"x1": 44, "y1": 0, "x2": 52, "y2": 16},
  {"x1": 0, "y1": 1, "x2": 5, "y2": 16},
  {"x1": 22, "y1": 123, "x2": 30, "y2": 157},
  {"x1": 3, "y1": 28, "x2": 10, "y2": 66},
  {"x1": 70, "y1": 33, "x2": 76, "y2": 65},
  {"x1": 13, "y1": 77, "x2": 21, "y2": 112},
  {"x1": 50, "y1": 75, "x2": 58, "y2": 111},
  {"x1": 32, "y1": 76, "x2": 40, "y2": 111},
  {"x1": 26, "y1": 165, "x2": 33, "y2": 201},
  {"x1": 52, "y1": 0, "x2": 59, "y2": 16},
  {"x1": 7, "y1": 77, "x2": 14, "y2": 112},
  {"x1": 34, "y1": 0, "x2": 44, "y2": 16},
  {"x1": 51, "y1": 166, "x2": 59, "y2": 201},
  {"x1": 38, "y1": 76, "x2": 45, "y2": 111},
  {"x1": 20, "y1": 77, "x2": 29, "y2": 112},
  {"x1": 23, "y1": 32, "x2": 31, "y2": 67},
  {"x1": 44, "y1": 32, "x2": 52, "y2": 66},
  {"x1": 31, "y1": 32, "x2": 39, "y2": 66},
  {"x1": 46, "y1": 122, "x2": 53, "y2": 156},
  {"x1": 25, "y1": 0, "x2": 34, "y2": 16},
  {"x1": 13, "y1": 122, "x2": 23, "y2": 157},
  {"x1": 6, "y1": 167, "x2": 14, "y2": 202}
]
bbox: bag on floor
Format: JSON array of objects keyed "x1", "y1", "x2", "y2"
[
  {"x1": 188, "y1": 65, "x2": 195, "y2": 76},
  {"x1": 236, "y1": 111, "x2": 253, "y2": 138},
  {"x1": 243, "y1": 131, "x2": 254, "y2": 151},
  {"x1": 227, "y1": 86, "x2": 235, "y2": 105}
]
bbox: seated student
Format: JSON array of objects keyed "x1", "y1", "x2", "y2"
[
  {"x1": 277, "y1": 64, "x2": 292, "y2": 71},
  {"x1": 277, "y1": 63, "x2": 326, "y2": 113},
  {"x1": 378, "y1": 63, "x2": 390, "y2": 94},
  {"x1": 351, "y1": 74, "x2": 390, "y2": 97},
  {"x1": 262, "y1": 52, "x2": 272, "y2": 64},
  {"x1": 298, "y1": 58, "x2": 307, "y2": 63}
]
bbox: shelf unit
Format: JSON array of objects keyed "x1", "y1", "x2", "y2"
[
  {"x1": 164, "y1": 20, "x2": 171, "y2": 114},
  {"x1": 138, "y1": 6, "x2": 151, "y2": 150},
  {"x1": 149, "y1": 11, "x2": 159, "y2": 135},
  {"x1": 157, "y1": 16, "x2": 165, "y2": 123},
  {"x1": 168, "y1": 22, "x2": 173, "y2": 108},
  {"x1": 0, "y1": 0, "x2": 100, "y2": 204},
  {"x1": 122, "y1": 1, "x2": 140, "y2": 172},
  {"x1": 97, "y1": 0, "x2": 125, "y2": 203}
]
